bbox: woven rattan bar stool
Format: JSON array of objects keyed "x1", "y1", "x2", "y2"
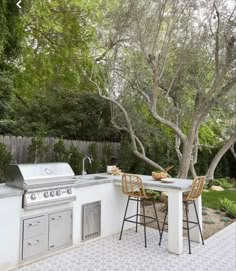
[
  {"x1": 119, "y1": 174, "x2": 161, "y2": 248},
  {"x1": 159, "y1": 176, "x2": 205, "y2": 254}
]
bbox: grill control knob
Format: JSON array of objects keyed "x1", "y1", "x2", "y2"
[
  {"x1": 30, "y1": 193, "x2": 36, "y2": 200},
  {"x1": 67, "y1": 188, "x2": 72, "y2": 194},
  {"x1": 44, "y1": 192, "x2": 49, "y2": 198},
  {"x1": 56, "y1": 190, "x2": 61, "y2": 196},
  {"x1": 50, "y1": 191, "x2": 55, "y2": 197}
]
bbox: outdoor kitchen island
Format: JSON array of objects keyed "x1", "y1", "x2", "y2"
[{"x1": 0, "y1": 172, "x2": 203, "y2": 271}]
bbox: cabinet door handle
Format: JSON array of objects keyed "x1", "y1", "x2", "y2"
[
  {"x1": 29, "y1": 221, "x2": 40, "y2": 226},
  {"x1": 28, "y1": 240, "x2": 39, "y2": 246},
  {"x1": 51, "y1": 215, "x2": 62, "y2": 221}
]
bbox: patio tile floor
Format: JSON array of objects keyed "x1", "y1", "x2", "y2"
[{"x1": 17, "y1": 222, "x2": 236, "y2": 271}]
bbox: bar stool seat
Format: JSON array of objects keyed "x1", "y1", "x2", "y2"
[
  {"x1": 159, "y1": 176, "x2": 205, "y2": 254},
  {"x1": 119, "y1": 174, "x2": 161, "y2": 248}
]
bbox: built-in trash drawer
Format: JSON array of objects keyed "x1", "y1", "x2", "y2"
[
  {"x1": 49, "y1": 209, "x2": 72, "y2": 250},
  {"x1": 82, "y1": 201, "x2": 101, "y2": 241},
  {"x1": 23, "y1": 215, "x2": 47, "y2": 239},
  {"x1": 22, "y1": 235, "x2": 47, "y2": 260}
]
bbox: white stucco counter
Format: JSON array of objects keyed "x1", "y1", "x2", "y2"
[
  {"x1": 0, "y1": 184, "x2": 23, "y2": 271},
  {"x1": 0, "y1": 183, "x2": 23, "y2": 198},
  {"x1": 0, "y1": 173, "x2": 202, "y2": 271}
]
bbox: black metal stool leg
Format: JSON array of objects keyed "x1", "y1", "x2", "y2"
[
  {"x1": 185, "y1": 201, "x2": 191, "y2": 254},
  {"x1": 153, "y1": 199, "x2": 161, "y2": 235},
  {"x1": 136, "y1": 198, "x2": 139, "y2": 232},
  {"x1": 119, "y1": 197, "x2": 130, "y2": 240},
  {"x1": 142, "y1": 199, "x2": 147, "y2": 248},
  {"x1": 159, "y1": 204, "x2": 168, "y2": 246},
  {"x1": 193, "y1": 201, "x2": 205, "y2": 245}
]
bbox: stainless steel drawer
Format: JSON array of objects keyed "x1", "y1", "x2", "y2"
[
  {"x1": 23, "y1": 215, "x2": 47, "y2": 239},
  {"x1": 22, "y1": 235, "x2": 47, "y2": 260}
]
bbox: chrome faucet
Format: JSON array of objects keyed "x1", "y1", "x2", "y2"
[{"x1": 82, "y1": 156, "x2": 92, "y2": 175}]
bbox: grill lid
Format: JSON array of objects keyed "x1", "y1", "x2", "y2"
[{"x1": 5, "y1": 163, "x2": 75, "y2": 190}]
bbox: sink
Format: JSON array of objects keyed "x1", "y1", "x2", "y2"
[{"x1": 78, "y1": 175, "x2": 108, "y2": 181}]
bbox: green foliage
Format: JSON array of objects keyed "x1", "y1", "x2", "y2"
[
  {"x1": 0, "y1": 143, "x2": 12, "y2": 182},
  {"x1": 199, "y1": 124, "x2": 219, "y2": 146},
  {"x1": 0, "y1": 119, "x2": 18, "y2": 134},
  {"x1": 68, "y1": 145, "x2": 83, "y2": 175},
  {"x1": 52, "y1": 139, "x2": 70, "y2": 162},
  {"x1": 0, "y1": 0, "x2": 21, "y2": 64},
  {"x1": 27, "y1": 136, "x2": 48, "y2": 163},
  {"x1": 101, "y1": 143, "x2": 113, "y2": 169},
  {"x1": 219, "y1": 198, "x2": 236, "y2": 218},
  {"x1": 0, "y1": 71, "x2": 13, "y2": 117},
  {"x1": 202, "y1": 190, "x2": 236, "y2": 210},
  {"x1": 145, "y1": 190, "x2": 160, "y2": 201},
  {"x1": 16, "y1": 0, "x2": 96, "y2": 96},
  {"x1": 212, "y1": 178, "x2": 232, "y2": 189},
  {"x1": 88, "y1": 143, "x2": 102, "y2": 173},
  {"x1": 10, "y1": 90, "x2": 121, "y2": 141},
  {"x1": 118, "y1": 137, "x2": 178, "y2": 176},
  {"x1": 220, "y1": 217, "x2": 232, "y2": 222}
]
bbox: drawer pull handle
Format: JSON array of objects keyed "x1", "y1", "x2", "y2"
[
  {"x1": 28, "y1": 240, "x2": 39, "y2": 246},
  {"x1": 29, "y1": 221, "x2": 40, "y2": 226},
  {"x1": 51, "y1": 215, "x2": 62, "y2": 221}
]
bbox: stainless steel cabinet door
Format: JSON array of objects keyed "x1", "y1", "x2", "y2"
[
  {"x1": 49, "y1": 209, "x2": 72, "y2": 250},
  {"x1": 82, "y1": 201, "x2": 101, "y2": 241}
]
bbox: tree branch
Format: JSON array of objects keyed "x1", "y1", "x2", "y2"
[
  {"x1": 213, "y1": 2, "x2": 220, "y2": 79},
  {"x1": 206, "y1": 131, "x2": 236, "y2": 181},
  {"x1": 230, "y1": 144, "x2": 236, "y2": 160}
]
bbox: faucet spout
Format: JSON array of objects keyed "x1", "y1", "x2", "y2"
[{"x1": 82, "y1": 156, "x2": 92, "y2": 175}]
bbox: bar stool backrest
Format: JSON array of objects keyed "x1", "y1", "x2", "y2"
[
  {"x1": 185, "y1": 176, "x2": 205, "y2": 201},
  {"x1": 121, "y1": 174, "x2": 146, "y2": 198}
]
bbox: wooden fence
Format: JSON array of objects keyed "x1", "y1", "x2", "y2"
[{"x1": 0, "y1": 135, "x2": 120, "y2": 163}]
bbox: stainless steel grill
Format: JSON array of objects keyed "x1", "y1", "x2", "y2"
[{"x1": 5, "y1": 163, "x2": 76, "y2": 209}]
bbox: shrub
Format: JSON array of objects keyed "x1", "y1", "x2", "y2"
[
  {"x1": 145, "y1": 189, "x2": 160, "y2": 201},
  {"x1": 0, "y1": 143, "x2": 12, "y2": 182},
  {"x1": 88, "y1": 143, "x2": 102, "y2": 173},
  {"x1": 202, "y1": 190, "x2": 236, "y2": 209},
  {"x1": 27, "y1": 136, "x2": 49, "y2": 163},
  {"x1": 101, "y1": 143, "x2": 113, "y2": 170},
  {"x1": 53, "y1": 138, "x2": 70, "y2": 162},
  {"x1": 68, "y1": 145, "x2": 83, "y2": 175},
  {"x1": 212, "y1": 178, "x2": 232, "y2": 189},
  {"x1": 219, "y1": 198, "x2": 236, "y2": 218}
]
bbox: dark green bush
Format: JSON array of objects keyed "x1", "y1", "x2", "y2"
[
  {"x1": 27, "y1": 136, "x2": 49, "y2": 163},
  {"x1": 87, "y1": 143, "x2": 102, "y2": 173},
  {"x1": 0, "y1": 143, "x2": 12, "y2": 182},
  {"x1": 52, "y1": 138, "x2": 70, "y2": 162},
  {"x1": 68, "y1": 145, "x2": 83, "y2": 175}
]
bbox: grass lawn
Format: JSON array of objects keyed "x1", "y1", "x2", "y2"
[{"x1": 202, "y1": 190, "x2": 236, "y2": 210}]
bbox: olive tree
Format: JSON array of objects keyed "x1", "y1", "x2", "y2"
[{"x1": 89, "y1": 0, "x2": 236, "y2": 178}]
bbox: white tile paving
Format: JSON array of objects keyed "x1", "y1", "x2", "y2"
[{"x1": 17, "y1": 222, "x2": 236, "y2": 271}]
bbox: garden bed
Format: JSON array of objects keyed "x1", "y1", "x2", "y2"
[{"x1": 144, "y1": 200, "x2": 236, "y2": 240}]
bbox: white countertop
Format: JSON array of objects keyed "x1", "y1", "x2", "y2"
[
  {"x1": 0, "y1": 173, "x2": 193, "y2": 199},
  {"x1": 75, "y1": 173, "x2": 193, "y2": 191},
  {"x1": 0, "y1": 183, "x2": 23, "y2": 198}
]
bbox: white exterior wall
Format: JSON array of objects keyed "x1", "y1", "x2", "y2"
[
  {"x1": 73, "y1": 183, "x2": 136, "y2": 245},
  {"x1": 0, "y1": 196, "x2": 22, "y2": 271}
]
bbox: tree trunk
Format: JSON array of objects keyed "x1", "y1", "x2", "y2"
[
  {"x1": 177, "y1": 139, "x2": 193, "y2": 178},
  {"x1": 205, "y1": 132, "x2": 236, "y2": 182},
  {"x1": 177, "y1": 121, "x2": 199, "y2": 178},
  {"x1": 230, "y1": 144, "x2": 236, "y2": 160}
]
